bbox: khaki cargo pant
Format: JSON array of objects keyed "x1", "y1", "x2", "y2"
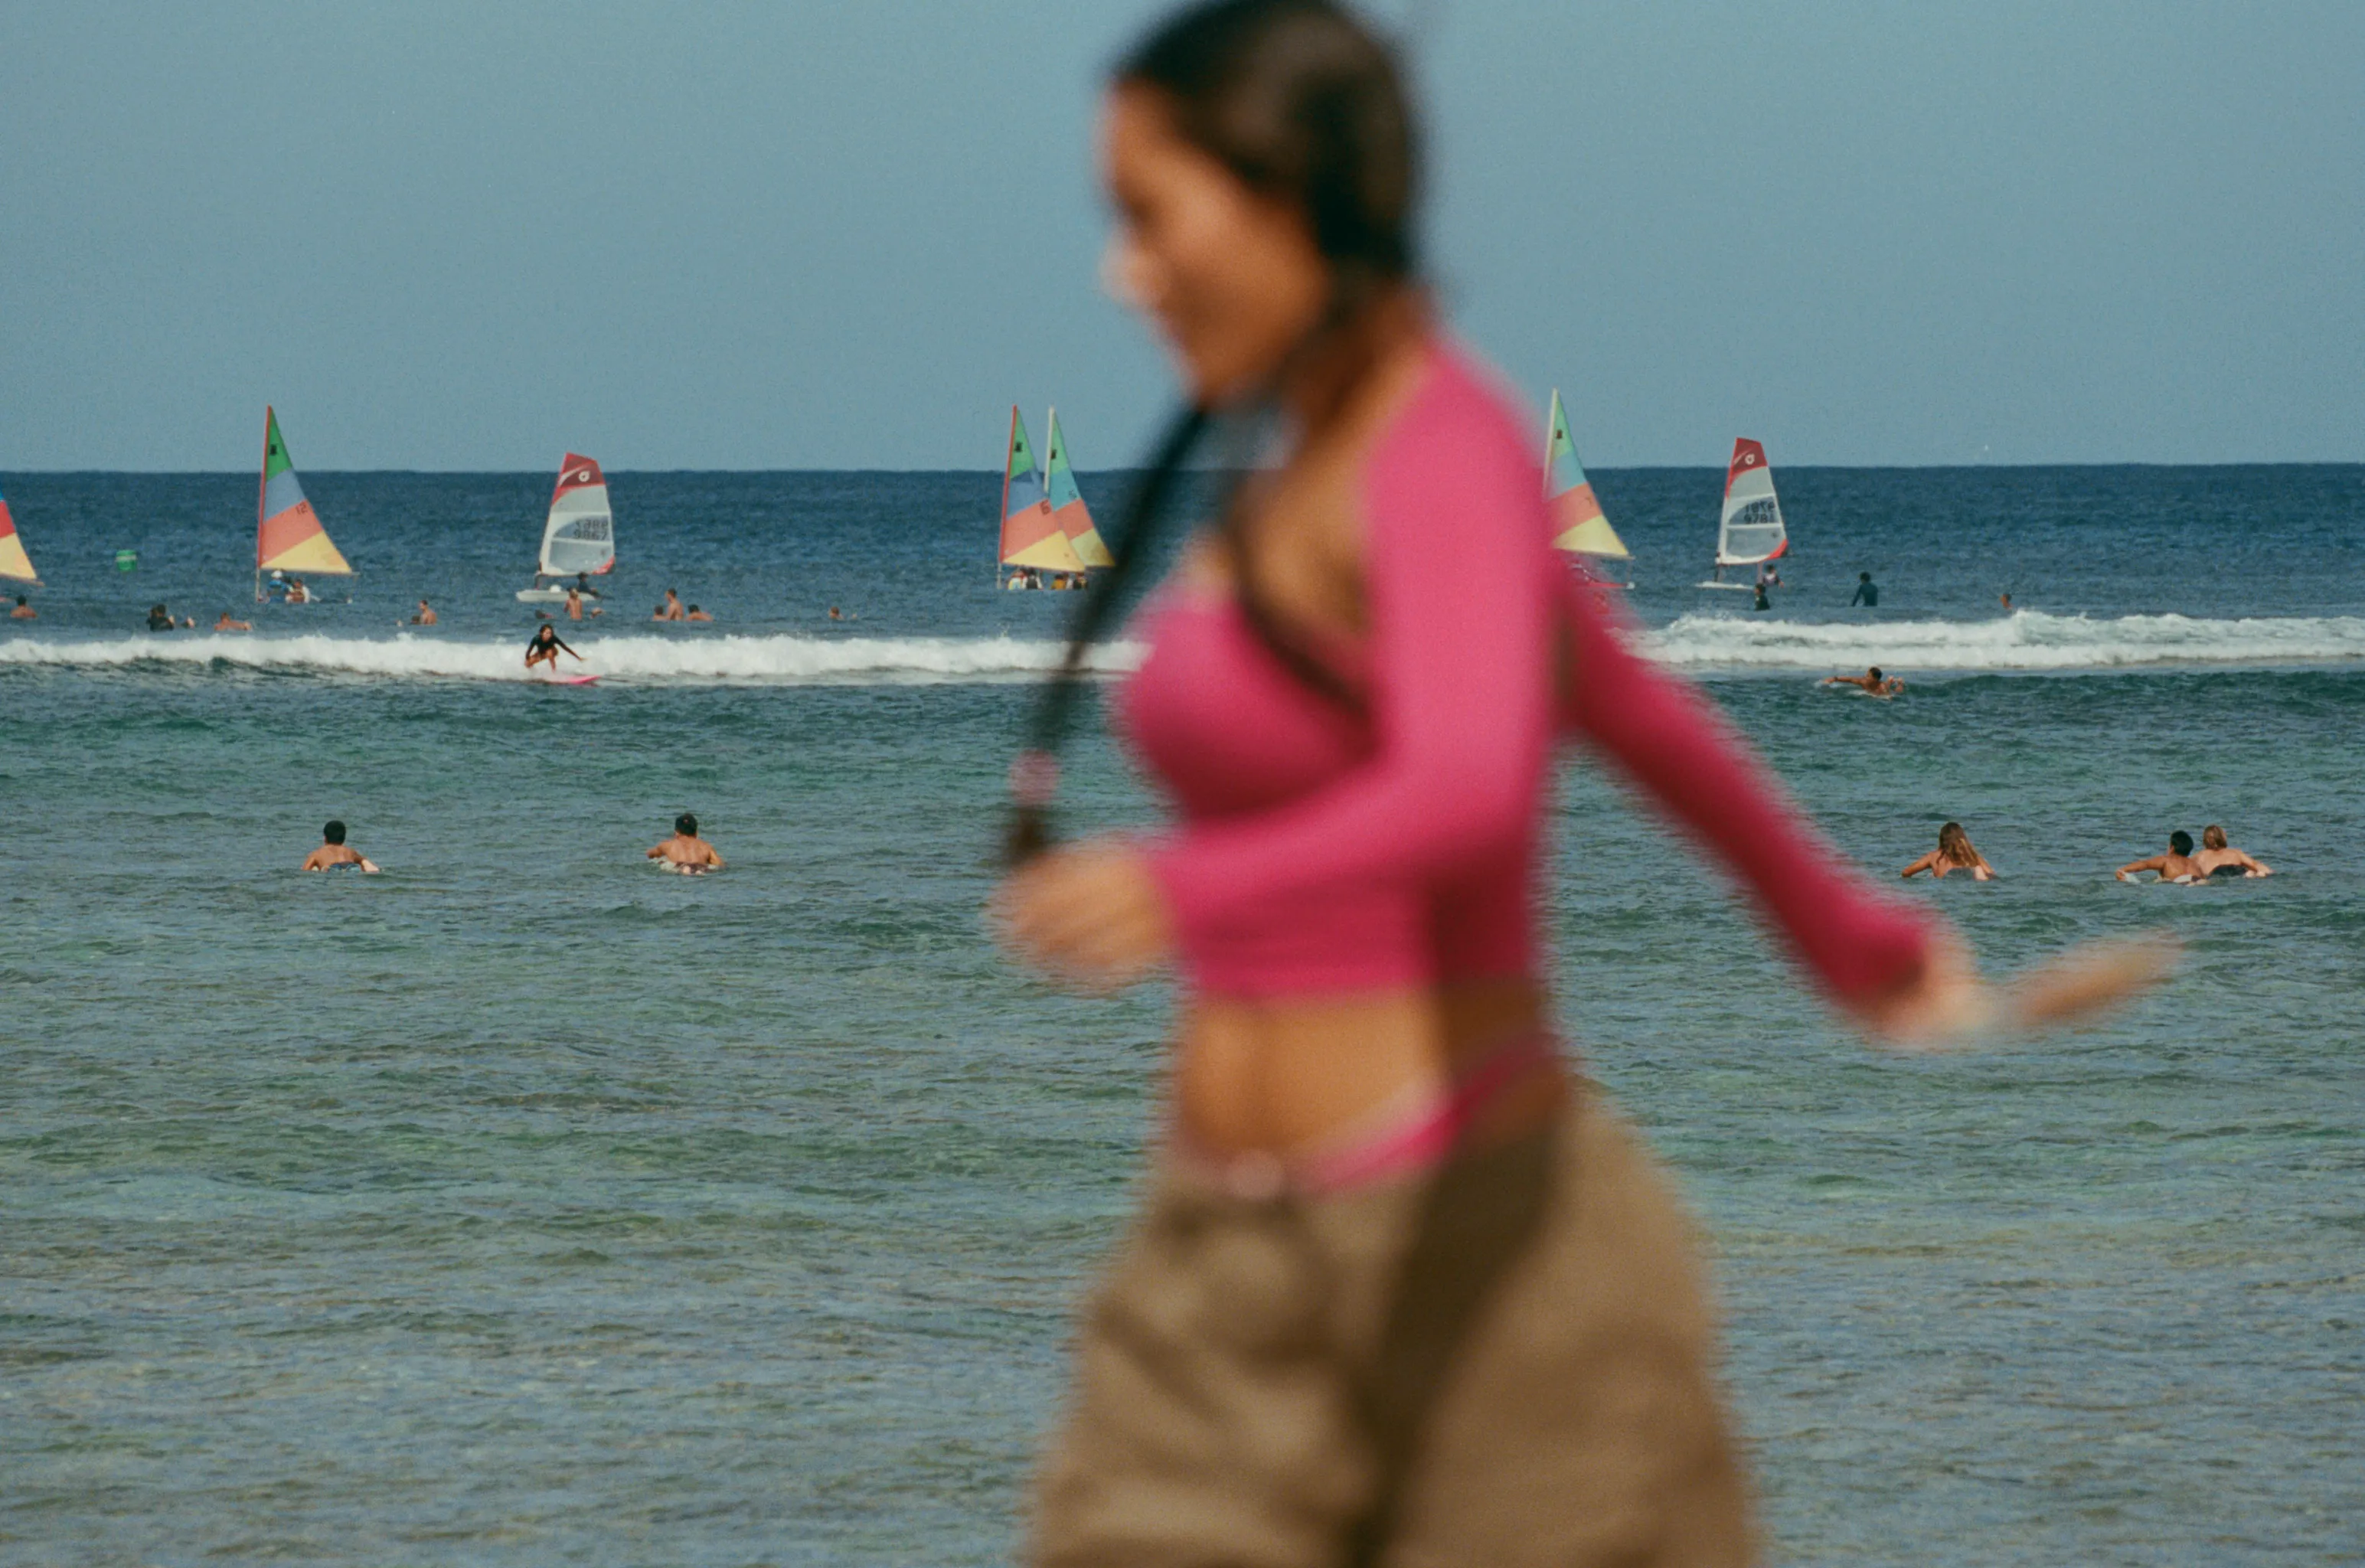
[{"x1": 1031, "y1": 1086, "x2": 1755, "y2": 1567}]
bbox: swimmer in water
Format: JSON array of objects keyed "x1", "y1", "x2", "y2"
[
  {"x1": 302, "y1": 819, "x2": 381, "y2": 874},
  {"x1": 2190, "y1": 824, "x2": 2273, "y2": 878},
  {"x1": 524, "y1": 622, "x2": 581, "y2": 672},
  {"x1": 410, "y1": 599, "x2": 436, "y2": 626},
  {"x1": 1823, "y1": 665, "x2": 1905, "y2": 698},
  {"x1": 646, "y1": 812, "x2": 725, "y2": 874},
  {"x1": 1901, "y1": 821, "x2": 1998, "y2": 881},
  {"x1": 10, "y1": 594, "x2": 33, "y2": 619},
  {"x1": 685, "y1": 605, "x2": 713, "y2": 622},
  {"x1": 214, "y1": 611, "x2": 252, "y2": 632},
  {"x1": 2118, "y1": 830, "x2": 2201, "y2": 884},
  {"x1": 564, "y1": 586, "x2": 585, "y2": 621},
  {"x1": 655, "y1": 588, "x2": 686, "y2": 622}
]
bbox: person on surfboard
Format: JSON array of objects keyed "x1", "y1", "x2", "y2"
[
  {"x1": 647, "y1": 813, "x2": 724, "y2": 874},
  {"x1": 1902, "y1": 822, "x2": 1998, "y2": 881},
  {"x1": 302, "y1": 820, "x2": 381, "y2": 874},
  {"x1": 1823, "y1": 666, "x2": 1904, "y2": 698},
  {"x1": 524, "y1": 623, "x2": 583, "y2": 674},
  {"x1": 2118, "y1": 831, "x2": 2201, "y2": 884},
  {"x1": 2190, "y1": 825, "x2": 2273, "y2": 878}
]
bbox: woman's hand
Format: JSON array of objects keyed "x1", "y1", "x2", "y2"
[
  {"x1": 992, "y1": 838, "x2": 1174, "y2": 993},
  {"x1": 1854, "y1": 924, "x2": 2179, "y2": 1050}
]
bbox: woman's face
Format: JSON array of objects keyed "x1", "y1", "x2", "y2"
[{"x1": 1099, "y1": 85, "x2": 1330, "y2": 403}]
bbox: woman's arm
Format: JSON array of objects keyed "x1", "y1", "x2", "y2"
[
  {"x1": 1555, "y1": 581, "x2": 1930, "y2": 1008},
  {"x1": 1901, "y1": 852, "x2": 1938, "y2": 879}
]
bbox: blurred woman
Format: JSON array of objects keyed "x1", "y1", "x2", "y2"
[{"x1": 995, "y1": 5, "x2": 2161, "y2": 1563}]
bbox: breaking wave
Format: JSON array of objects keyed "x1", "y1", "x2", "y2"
[
  {"x1": 5, "y1": 611, "x2": 2360, "y2": 685},
  {"x1": 1644, "y1": 610, "x2": 2365, "y2": 672},
  {"x1": 0, "y1": 631, "x2": 1142, "y2": 685}
]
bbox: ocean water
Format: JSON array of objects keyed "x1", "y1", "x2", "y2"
[{"x1": 2, "y1": 464, "x2": 2361, "y2": 1565}]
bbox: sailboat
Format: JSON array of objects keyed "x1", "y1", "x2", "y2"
[
  {"x1": 256, "y1": 407, "x2": 354, "y2": 602},
  {"x1": 1543, "y1": 389, "x2": 1629, "y2": 584},
  {"x1": 1699, "y1": 438, "x2": 1788, "y2": 590},
  {"x1": 516, "y1": 453, "x2": 617, "y2": 603},
  {"x1": 0, "y1": 482, "x2": 38, "y2": 586},
  {"x1": 1044, "y1": 408, "x2": 1115, "y2": 569},
  {"x1": 998, "y1": 406, "x2": 1084, "y2": 587}
]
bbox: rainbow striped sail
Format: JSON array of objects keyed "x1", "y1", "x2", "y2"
[
  {"x1": 1543, "y1": 389, "x2": 1628, "y2": 560},
  {"x1": 998, "y1": 407, "x2": 1083, "y2": 576},
  {"x1": 256, "y1": 407, "x2": 352, "y2": 592},
  {"x1": 0, "y1": 482, "x2": 37, "y2": 583},
  {"x1": 1044, "y1": 408, "x2": 1113, "y2": 569}
]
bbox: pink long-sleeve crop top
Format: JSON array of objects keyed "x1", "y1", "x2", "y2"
[{"x1": 1116, "y1": 342, "x2": 1930, "y2": 1007}]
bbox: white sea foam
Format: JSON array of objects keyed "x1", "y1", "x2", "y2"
[
  {"x1": 4, "y1": 612, "x2": 2360, "y2": 685},
  {"x1": 0, "y1": 632, "x2": 1143, "y2": 685},
  {"x1": 1643, "y1": 610, "x2": 2365, "y2": 672}
]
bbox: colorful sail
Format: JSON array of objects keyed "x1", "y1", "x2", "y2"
[
  {"x1": 1044, "y1": 409, "x2": 1114, "y2": 568},
  {"x1": 1542, "y1": 390, "x2": 1628, "y2": 559},
  {"x1": 998, "y1": 406, "x2": 1083, "y2": 571},
  {"x1": 0, "y1": 482, "x2": 36, "y2": 583},
  {"x1": 1715, "y1": 438, "x2": 1788, "y2": 567},
  {"x1": 539, "y1": 453, "x2": 616, "y2": 577},
  {"x1": 255, "y1": 407, "x2": 353, "y2": 577}
]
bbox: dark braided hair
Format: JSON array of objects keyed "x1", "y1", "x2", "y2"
[{"x1": 1007, "y1": 0, "x2": 1421, "y2": 864}]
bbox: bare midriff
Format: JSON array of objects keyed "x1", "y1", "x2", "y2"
[{"x1": 1173, "y1": 977, "x2": 1565, "y2": 1158}]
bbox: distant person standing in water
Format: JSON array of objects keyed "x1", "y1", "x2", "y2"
[
  {"x1": 146, "y1": 603, "x2": 176, "y2": 632},
  {"x1": 2000, "y1": 593, "x2": 2013, "y2": 611},
  {"x1": 11, "y1": 594, "x2": 34, "y2": 619},
  {"x1": 686, "y1": 605, "x2": 713, "y2": 622},
  {"x1": 410, "y1": 599, "x2": 436, "y2": 626},
  {"x1": 302, "y1": 820, "x2": 381, "y2": 874},
  {"x1": 1902, "y1": 822, "x2": 1998, "y2": 880},
  {"x1": 564, "y1": 586, "x2": 586, "y2": 620},
  {"x1": 214, "y1": 611, "x2": 251, "y2": 632},
  {"x1": 1752, "y1": 579, "x2": 1772, "y2": 612},
  {"x1": 646, "y1": 813, "x2": 724, "y2": 873},
  {"x1": 2190, "y1": 825, "x2": 2272, "y2": 878},
  {"x1": 2118, "y1": 831, "x2": 2201, "y2": 884},
  {"x1": 1850, "y1": 571, "x2": 1880, "y2": 607},
  {"x1": 656, "y1": 589, "x2": 687, "y2": 622}
]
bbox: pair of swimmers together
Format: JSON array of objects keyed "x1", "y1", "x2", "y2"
[
  {"x1": 2118, "y1": 826, "x2": 2273, "y2": 884},
  {"x1": 300, "y1": 815, "x2": 724, "y2": 874}
]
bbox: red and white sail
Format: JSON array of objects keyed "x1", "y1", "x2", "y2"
[
  {"x1": 1715, "y1": 439, "x2": 1788, "y2": 567},
  {"x1": 540, "y1": 453, "x2": 616, "y2": 577}
]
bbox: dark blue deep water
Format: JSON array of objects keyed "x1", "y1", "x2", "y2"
[{"x1": 3, "y1": 465, "x2": 2361, "y2": 1564}]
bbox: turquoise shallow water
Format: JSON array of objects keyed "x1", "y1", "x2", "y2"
[{"x1": 3, "y1": 467, "x2": 2363, "y2": 1563}]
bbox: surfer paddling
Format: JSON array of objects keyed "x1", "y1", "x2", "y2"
[
  {"x1": 524, "y1": 623, "x2": 582, "y2": 673},
  {"x1": 1902, "y1": 822, "x2": 1998, "y2": 880},
  {"x1": 1824, "y1": 665, "x2": 1904, "y2": 698},
  {"x1": 2191, "y1": 824, "x2": 2272, "y2": 878},
  {"x1": 647, "y1": 813, "x2": 724, "y2": 874},
  {"x1": 302, "y1": 820, "x2": 380, "y2": 874},
  {"x1": 2118, "y1": 831, "x2": 2201, "y2": 884}
]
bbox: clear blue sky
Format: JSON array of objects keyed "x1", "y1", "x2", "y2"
[{"x1": 2, "y1": 1, "x2": 2358, "y2": 469}]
